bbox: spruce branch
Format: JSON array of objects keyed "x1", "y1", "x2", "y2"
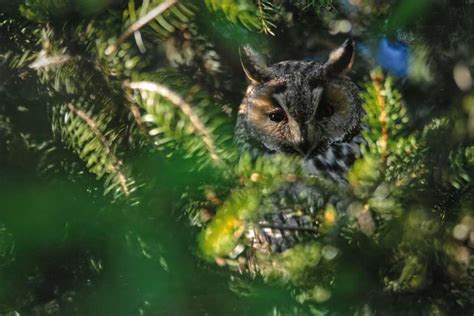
[
  {"x1": 29, "y1": 53, "x2": 74, "y2": 70},
  {"x1": 105, "y1": 0, "x2": 179, "y2": 56},
  {"x1": 371, "y1": 70, "x2": 389, "y2": 162},
  {"x1": 204, "y1": 0, "x2": 261, "y2": 31},
  {"x1": 66, "y1": 103, "x2": 131, "y2": 197},
  {"x1": 125, "y1": 80, "x2": 223, "y2": 166},
  {"x1": 256, "y1": 0, "x2": 276, "y2": 36},
  {"x1": 125, "y1": 90, "x2": 149, "y2": 139}
]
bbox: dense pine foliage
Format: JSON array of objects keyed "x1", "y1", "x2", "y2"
[{"x1": 1, "y1": 0, "x2": 474, "y2": 315}]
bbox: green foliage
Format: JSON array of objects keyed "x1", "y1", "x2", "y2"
[
  {"x1": 349, "y1": 71, "x2": 417, "y2": 196},
  {"x1": 199, "y1": 153, "x2": 307, "y2": 259},
  {"x1": 124, "y1": 0, "x2": 196, "y2": 40},
  {"x1": 204, "y1": 0, "x2": 262, "y2": 31},
  {"x1": 52, "y1": 99, "x2": 137, "y2": 201},
  {"x1": 255, "y1": 0, "x2": 277, "y2": 35},
  {"x1": 294, "y1": 0, "x2": 336, "y2": 12},
  {"x1": 128, "y1": 69, "x2": 235, "y2": 169},
  {"x1": 1, "y1": 0, "x2": 474, "y2": 315},
  {"x1": 20, "y1": 0, "x2": 115, "y2": 22},
  {"x1": 198, "y1": 72, "x2": 474, "y2": 313}
]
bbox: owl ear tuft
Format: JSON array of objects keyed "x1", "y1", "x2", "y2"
[
  {"x1": 325, "y1": 39, "x2": 355, "y2": 77},
  {"x1": 240, "y1": 46, "x2": 271, "y2": 84}
]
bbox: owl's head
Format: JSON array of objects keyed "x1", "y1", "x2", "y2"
[{"x1": 236, "y1": 40, "x2": 363, "y2": 157}]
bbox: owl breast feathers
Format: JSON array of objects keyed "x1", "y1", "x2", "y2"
[{"x1": 235, "y1": 39, "x2": 364, "y2": 183}]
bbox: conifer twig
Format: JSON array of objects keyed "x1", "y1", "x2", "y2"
[
  {"x1": 259, "y1": 224, "x2": 318, "y2": 232},
  {"x1": 371, "y1": 71, "x2": 388, "y2": 161},
  {"x1": 256, "y1": 0, "x2": 275, "y2": 35},
  {"x1": 125, "y1": 81, "x2": 222, "y2": 165},
  {"x1": 29, "y1": 53, "x2": 73, "y2": 70},
  {"x1": 67, "y1": 104, "x2": 130, "y2": 195},
  {"x1": 105, "y1": 0, "x2": 178, "y2": 55},
  {"x1": 125, "y1": 90, "x2": 148, "y2": 137}
]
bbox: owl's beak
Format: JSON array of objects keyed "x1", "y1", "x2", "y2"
[
  {"x1": 294, "y1": 87, "x2": 323, "y2": 157},
  {"x1": 298, "y1": 106, "x2": 321, "y2": 156},
  {"x1": 300, "y1": 139, "x2": 320, "y2": 158},
  {"x1": 295, "y1": 125, "x2": 320, "y2": 158},
  {"x1": 298, "y1": 140, "x2": 313, "y2": 156}
]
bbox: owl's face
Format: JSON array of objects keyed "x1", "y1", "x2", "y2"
[{"x1": 237, "y1": 40, "x2": 362, "y2": 157}]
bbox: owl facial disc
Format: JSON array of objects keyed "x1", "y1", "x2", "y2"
[{"x1": 236, "y1": 40, "x2": 362, "y2": 157}]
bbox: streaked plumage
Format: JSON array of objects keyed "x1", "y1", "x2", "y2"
[{"x1": 234, "y1": 40, "x2": 364, "y2": 255}]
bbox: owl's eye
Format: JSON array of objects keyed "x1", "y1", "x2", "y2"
[
  {"x1": 268, "y1": 109, "x2": 287, "y2": 122},
  {"x1": 317, "y1": 102, "x2": 335, "y2": 118}
]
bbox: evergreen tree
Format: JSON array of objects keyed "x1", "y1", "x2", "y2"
[{"x1": 0, "y1": 0, "x2": 473, "y2": 315}]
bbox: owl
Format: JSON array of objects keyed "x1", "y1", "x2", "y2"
[
  {"x1": 235, "y1": 39, "x2": 365, "y2": 183},
  {"x1": 232, "y1": 40, "x2": 366, "y2": 257}
]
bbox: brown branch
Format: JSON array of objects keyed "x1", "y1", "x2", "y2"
[
  {"x1": 371, "y1": 71, "x2": 388, "y2": 161},
  {"x1": 105, "y1": 0, "x2": 178, "y2": 56},
  {"x1": 124, "y1": 89, "x2": 148, "y2": 137},
  {"x1": 258, "y1": 224, "x2": 319, "y2": 233},
  {"x1": 126, "y1": 81, "x2": 222, "y2": 166},
  {"x1": 67, "y1": 104, "x2": 130, "y2": 196}
]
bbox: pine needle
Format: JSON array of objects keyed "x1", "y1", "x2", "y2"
[
  {"x1": 105, "y1": 0, "x2": 178, "y2": 56},
  {"x1": 67, "y1": 103, "x2": 130, "y2": 196},
  {"x1": 126, "y1": 81, "x2": 223, "y2": 166}
]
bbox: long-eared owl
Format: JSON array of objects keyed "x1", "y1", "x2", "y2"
[
  {"x1": 235, "y1": 39, "x2": 364, "y2": 183},
  {"x1": 233, "y1": 40, "x2": 365, "y2": 255}
]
